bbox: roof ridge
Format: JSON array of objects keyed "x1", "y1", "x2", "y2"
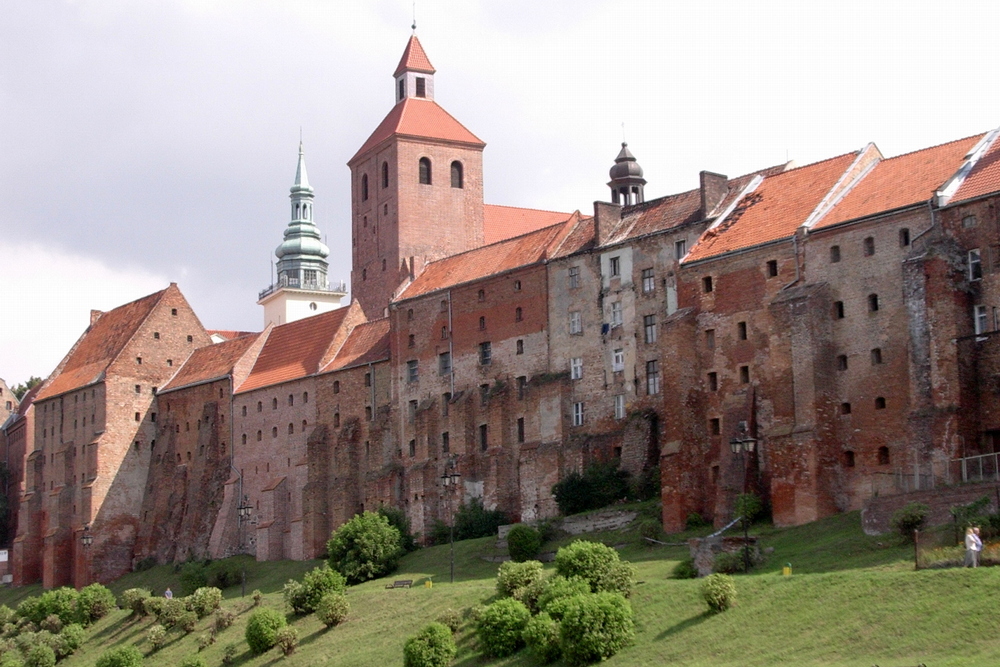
[{"x1": 888, "y1": 131, "x2": 988, "y2": 161}]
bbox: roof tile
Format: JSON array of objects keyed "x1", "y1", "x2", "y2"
[
  {"x1": 350, "y1": 98, "x2": 484, "y2": 163},
  {"x1": 952, "y1": 134, "x2": 1000, "y2": 203},
  {"x1": 393, "y1": 35, "x2": 435, "y2": 77},
  {"x1": 322, "y1": 319, "x2": 391, "y2": 372},
  {"x1": 161, "y1": 334, "x2": 261, "y2": 392},
  {"x1": 483, "y1": 204, "x2": 572, "y2": 244}
]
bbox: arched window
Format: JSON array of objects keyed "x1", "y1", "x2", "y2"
[
  {"x1": 419, "y1": 158, "x2": 432, "y2": 185},
  {"x1": 451, "y1": 161, "x2": 463, "y2": 188},
  {"x1": 361, "y1": 174, "x2": 369, "y2": 200},
  {"x1": 241, "y1": 434, "x2": 247, "y2": 445},
  {"x1": 272, "y1": 426, "x2": 278, "y2": 438},
  {"x1": 842, "y1": 450, "x2": 855, "y2": 467},
  {"x1": 256, "y1": 430, "x2": 262, "y2": 442},
  {"x1": 382, "y1": 162, "x2": 389, "y2": 188},
  {"x1": 288, "y1": 423, "x2": 294, "y2": 434},
  {"x1": 272, "y1": 397, "x2": 278, "y2": 409},
  {"x1": 515, "y1": 307, "x2": 523, "y2": 322}
]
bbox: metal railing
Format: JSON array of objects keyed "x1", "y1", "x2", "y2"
[
  {"x1": 953, "y1": 452, "x2": 1000, "y2": 484},
  {"x1": 869, "y1": 453, "x2": 1000, "y2": 498},
  {"x1": 258, "y1": 277, "x2": 347, "y2": 300}
]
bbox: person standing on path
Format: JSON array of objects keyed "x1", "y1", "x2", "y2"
[
  {"x1": 965, "y1": 527, "x2": 977, "y2": 567},
  {"x1": 973, "y1": 527, "x2": 983, "y2": 567}
]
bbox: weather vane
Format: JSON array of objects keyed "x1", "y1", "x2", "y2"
[{"x1": 412, "y1": 1, "x2": 417, "y2": 32}]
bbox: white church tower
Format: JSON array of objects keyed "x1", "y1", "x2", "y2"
[{"x1": 258, "y1": 143, "x2": 347, "y2": 326}]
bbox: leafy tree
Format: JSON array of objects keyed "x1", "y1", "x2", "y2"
[
  {"x1": 558, "y1": 592, "x2": 634, "y2": 665},
  {"x1": 476, "y1": 598, "x2": 530, "y2": 658},
  {"x1": 245, "y1": 608, "x2": 286, "y2": 655},
  {"x1": 378, "y1": 505, "x2": 417, "y2": 552},
  {"x1": 554, "y1": 540, "x2": 635, "y2": 597},
  {"x1": 327, "y1": 511, "x2": 403, "y2": 584},
  {"x1": 454, "y1": 498, "x2": 507, "y2": 540},
  {"x1": 283, "y1": 565, "x2": 346, "y2": 614},
  {"x1": 891, "y1": 502, "x2": 930, "y2": 541},
  {"x1": 551, "y1": 462, "x2": 630, "y2": 516},
  {"x1": 95, "y1": 645, "x2": 143, "y2": 667},
  {"x1": 403, "y1": 623, "x2": 456, "y2": 667},
  {"x1": 507, "y1": 524, "x2": 542, "y2": 562},
  {"x1": 12, "y1": 377, "x2": 41, "y2": 401}
]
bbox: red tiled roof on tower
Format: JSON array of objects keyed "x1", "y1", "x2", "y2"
[
  {"x1": 483, "y1": 204, "x2": 573, "y2": 245},
  {"x1": 393, "y1": 35, "x2": 436, "y2": 77},
  {"x1": 350, "y1": 98, "x2": 485, "y2": 163},
  {"x1": 35, "y1": 288, "x2": 167, "y2": 400}
]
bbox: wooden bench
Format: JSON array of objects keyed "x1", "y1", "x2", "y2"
[{"x1": 385, "y1": 579, "x2": 413, "y2": 589}]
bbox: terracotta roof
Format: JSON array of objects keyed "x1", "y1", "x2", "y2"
[
  {"x1": 548, "y1": 215, "x2": 597, "y2": 259},
  {"x1": 483, "y1": 204, "x2": 573, "y2": 245},
  {"x1": 684, "y1": 153, "x2": 859, "y2": 263},
  {"x1": 952, "y1": 134, "x2": 1000, "y2": 203},
  {"x1": 818, "y1": 134, "x2": 984, "y2": 228},
  {"x1": 14, "y1": 384, "x2": 39, "y2": 418},
  {"x1": 35, "y1": 288, "x2": 166, "y2": 401},
  {"x1": 350, "y1": 98, "x2": 484, "y2": 163},
  {"x1": 393, "y1": 35, "x2": 435, "y2": 77},
  {"x1": 161, "y1": 334, "x2": 261, "y2": 393},
  {"x1": 398, "y1": 221, "x2": 572, "y2": 300},
  {"x1": 236, "y1": 308, "x2": 352, "y2": 394},
  {"x1": 322, "y1": 319, "x2": 391, "y2": 373}
]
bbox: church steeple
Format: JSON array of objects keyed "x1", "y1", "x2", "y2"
[
  {"x1": 394, "y1": 35, "x2": 435, "y2": 103},
  {"x1": 608, "y1": 142, "x2": 646, "y2": 206},
  {"x1": 258, "y1": 143, "x2": 346, "y2": 326}
]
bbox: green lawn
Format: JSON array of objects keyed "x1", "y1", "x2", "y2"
[{"x1": 10, "y1": 511, "x2": 999, "y2": 666}]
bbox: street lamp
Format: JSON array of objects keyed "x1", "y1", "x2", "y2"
[
  {"x1": 440, "y1": 459, "x2": 461, "y2": 584},
  {"x1": 237, "y1": 496, "x2": 252, "y2": 596},
  {"x1": 80, "y1": 525, "x2": 93, "y2": 586},
  {"x1": 729, "y1": 425, "x2": 757, "y2": 574}
]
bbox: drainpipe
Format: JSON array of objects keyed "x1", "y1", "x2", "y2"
[
  {"x1": 912, "y1": 199, "x2": 937, "y2": 244},
  {"x1": 447, "y1": 290, "x2": 455, "y2": 397},
  {"x1": 228, "y1": 375, "x2": 244, "y2": 556},
  {"x1": 781, "y1": 232, "x2": 801, "y2": 291}
]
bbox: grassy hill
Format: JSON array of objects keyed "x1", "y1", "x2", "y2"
[{"x1": 4, "y1": 510, "x2": 998, "y2": 667}]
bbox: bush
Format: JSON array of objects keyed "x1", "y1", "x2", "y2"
[
  {"x1": 39, "y1": 616, "x2": 61, "y2": 634},
  {"x1": 559, "y1": 592, "x2": 634, "y2": 666},
  {"x1": 496, "y1": 560, "x2": 544, "y2": 598},
  {"x1": 285, "y1": 565, "x2": 347, "y2": 615},
  {"x1": 314, "y1": 592, "x2": 349, "y2": 628},
  {"x1": 187, "y1": 587, "x2": 222, "y2": 619},
  {"x1": 147, "y1": 624, "x2": 167, "y2": 651},
  {"x1": 701, "y1": 573, "x2": 737, "y2": 613},
  {"x1": 120, "y1": 589, "x2": 150, "y2": 616},
  {"x1": 178, "y1": 611, "x2": 198, "y2": 634},
  {"x1": 522, "y1": 612, "x2": 561, "y2": 664},
  {"x1": 327, "y1": 511, "x2": 403, "y2": 584},
  {"x1": 17, "y1": 589, "x2": 78, "y2": 627},
  {"x1": 179, "y1": 561, "x2": 208, "y2": 596},
  {"x1": 427, "y1": 520, "x2": 451, "y2": 547},
  {"x1": 537, "y1": 576, "x2": 591, "y2": 619},
  {"x1": 511, "y1": 575, "x2": 549, "y2": 613},
  {"x1": 0, "y1": 654, "x2": 22, "y2": 667},
  {"x1": 554, "y1": 540, "x2": 634, "y2": 597},
  {"x1": 551, "y1": 462, "x2": 630, "y2": 516},
  {"x1": 56, "y1": 624, "x2": 84, "y2": 659},
  {"x1": 435, "y1": 608, "x2": 461, "y2": 634},
  {"x1": 507, "y1": 524, "x2": 542, "y2": 562},
  {"x1": 156, "y1": 599, "x2": 187, "y2": 629},
  {"x1": 454, "y1": 498, "x2": 508, "y2": 541},
  {"x1": 636, "y1": 517, "x2": 662, "y2": 542},
  {"x1": 712, "y1": 551, "x2": 747, "y2": 574},
  {"x1": 476, "y1": 598, "x2": 530, "y2": 658},
  {"x1": 891, "y1": 502, "x2": 930, "y2": 541},
  {"x1": 95, "y1": 645, "x2": 143, "y2": 667},
  {"x1": 214, "y1": 609, "x2": 235, "y2": 633},
  {"x1": 23, "y1": 645, "x2": 55, "y2": 667},
  {"x1": 403, "y1": 623, "x2": 456, "y2": 667},
  {"x1": 142, "y1": 597, "x2": 165, "y2": 619},
  {"x1": 179, "y1": 657, "x2": 206, "y2": 667},
  {"x1": 378, "y1": 505, "x2": 418, "y2": 553},
  {"x1": 196, "y1": 633, "x2": 215, "y2": 651},
  {"x1": 685, "y1": 512, "x2": 709, "y2": 530},
  {"x1": 205, "y1": 560, "x2": 243, "y2": 590},
  {"x1": 630, "y1": 464, "x2": 661, "y2": 501},
  {"x1": 77, "y1": 583, "x2": 116, "y2": 625},
  {"x1": 0, "y1": 607, "x2": 14, "y2": 628},
  {"x1": 671, "y1": 558, "x2": 698, "y2": 579},
  {"x1": 245, "y1": 608, "x2": 286, "y2": 655},
  {"x1": 221, "y1": 644, "x2": 238, "y2": 665},
  {"x1": 275, "y1": 627, "x2": 298, "y2": 656}
]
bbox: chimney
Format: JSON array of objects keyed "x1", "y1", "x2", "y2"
[
  {"x1": 700, "y1": 171, "x2": 729, "y2": 220},
  {"x1": 90, "y1": 310, "x2": 104, "y2": 326},
  {"x1": 593, "y1": 201, "x2": 622, "y2": 247}
]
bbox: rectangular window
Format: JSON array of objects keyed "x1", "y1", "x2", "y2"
[
  {"x1": 365, "y1": 372, "x2": 371, "y2": 387},
  {"x1": 438, "y1": 352, "x2": 452, "y2": 376},
  {"x1": 737, "y1": 321, "x2": 747, "y2": 340},
  {"x1": 644, "y1": 314, "x2": 657, "y2": 343},
  {"x1": 442, "y1": 393, "x2": 451, "y2": 416},
  {"x1": 479, "y1": 341, "x2": 492, "y2": 365},
  {"x1": 964, "y1": 214, "x2": 978, "y2": 228},
  {"x1": 708, "y1": 372, "x2": 718, "y2": 392},
  {"x1": 517, "y1": 417, "x2": 525, "y2": 443},
  {"x1": 610, "y1": 301, "x2": 623, "y2": 327},
  {"x1": 830, "y1": 245, "x2": 841, "y2": 263},
  {"x1": 406, "y1": 360, "x2": 418, "y2": 383},
  {"x1": 480, "y1": 384, "x2": 490, "y2": 406},
  {"x1": 516, "y1": 339, "x2": 524, "y2": 354},
  {"x1": 570, "y1": 357, "x2": 583, "y2": 380},
  {"x1": 646, "y1": 360, "x2": 660, "y2": 395},
  {"x1": 612, "y1": 348, "x2": 624, "y2": 372},
  {"x1": 641, "y1": 268, "x2": 655, "y2": 293},
  {"x1": 834, "y1": 301, "x2": 845, "y2": 319},
  {"x1": 569, "y1": 266, "x2": 580, "y2": 289},
  {"x1": 705, "y1": 329, "x2": 715, "y2": 349},
  {"x1": 415, "y1": 77, "x2": 426, "y2": 97},
  {"x1": 408, "y1": 439, "x2": 416, "y2": 457},
  {"x1": 442, "y1": 431, "x2": 450, "y2": 453},
  {"x1": 970, "y1": 248, "x2": 983, "y2": 281},
  {"x1": 975, "y1": 304, "x2": 990, "y2": 335},
  {"x1": 479, "y1": 424, "x2": 488, "y2": 450},
  {"x1": 871, "y1": 348, "x2": 883, "y2": 365},
  {"x1": 766, "y1": 260, "x2": 778, "y2": 277},
  {"x1": 517, "y1": 376, "x2": 527, "y2": 400},
  {"x1": 837, "y1": 354, "x2": 848, "y2": 371},
  {"x1": 609, "y1": 256, "x2": 620, "y2": 277},
  {"x1": 739, "y1": 365, "x2": 750, "y2": 384},
  {"x1": 710, "y1": 417, "x2": 721, "y2": 435},
  {"x1": 675, "y1": 239, "x2": 687, "y2": 260},
  {"x1": 614, "y1": 394, "x2": 626, "y2": 420},
  {"x1": 569, "y1": 311, "x2": 582, "y2": 334},
  {"x1": 864, "y1": 236, "x2": 875, "y2": 256},
  {"x1": 408, "y1": 399, "x2": 418, "y2": 422},
  {"x1": 572, "y1": 402, "x2": 584, "y2": 426},
  {"x1": 868, "y1": 294, "x2": 880, "y2": 312},
  {"x1": 703, "y1": 276, "x2": 713, "y2": 293}
]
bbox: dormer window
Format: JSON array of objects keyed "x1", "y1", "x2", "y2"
[{"x1": 416, "y1": 77, "x2": 426, "y2": 98}]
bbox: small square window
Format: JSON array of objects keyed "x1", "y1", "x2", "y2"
[
  {"x1": 187, "y1": 335, "x2": 193, "y2": 342},
  {"x1": 963, "y1": 214, "x2": 978, "y2": 228},
  {"x1": 871, "y1": 348, "x2": 883, "y2": 365},
  {"x1": 875, "y1": 396, "x2": 886, "y2": 410},
  {"x1": 153, "y1": 332, "x2": 160, "y2": 340},
  {"x1": 840, "y1": 402, "x2": 852, "y2": 415}
]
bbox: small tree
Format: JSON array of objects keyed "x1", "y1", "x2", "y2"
[
  {"x1": 24, "y1": 644, "x2": 56, "y2": 667},
  {"x1": 95, "y1": 645, "x2": 144, "y2": 667},
  {"x1": 245, "y1": 608, "x2": 286, "y2": 655},
  {"x1": 120, "y1": 589, "x2": 150, "y2": 617},
  {"x1": 284, "y1": 565, "x2": 346, "y2": 614},
  {"x1": 378, "y1": 505, "x2": 418, "y2": 552},
  {"x1": 496, "y1": 560, "x2": 543, "y2": 598},
  {"x1": 314, "y1": 592, "x2": 349, "y2": 628},
  {"x1": 187, "y1": 587, "x2": 222, "y2": 619},
  {"x1": 554, "y1": 540, "x2": 635, "y2": 597},
  {"x1": 77, "y1": 583, "x2": 116, "y2": 625},
  {"x1": 327, "y1": 512, "x2": 403, "y2": 584},
  {"x1": 275, "y1": 627, "x2": 298, "y2": 656},
  {"x1": 507, "y1": 524, "x2": 542, "y2": 562},
  {"x1": 403, "y1": 623, "x2": 456, "y2": 667},
  {"x1": 891, "y1": 502, "x2": 930, "y2": 541},
  {"x1": 454, "y1": 498, "x2": 508, "y2": 540},
  {"x1": 147, "y1": 624, "x2": 167, "y2": 651},
  {"x1": 558, "y1": 592, "x2": 634, "y2": 666},
  {"x1": 701, "y1": 573, "x2": 737, "y2": 613},
  {"x1": 476, "y1": 598, "x2": 530, "y2": 658}
]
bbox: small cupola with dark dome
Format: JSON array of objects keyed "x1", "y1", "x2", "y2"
[{"x1": 608, "y1": 142, "x2": 646, "y2": 206}]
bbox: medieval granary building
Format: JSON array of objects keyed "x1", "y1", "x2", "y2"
[{"x1": 8, "y1": 34, "x2": 1000, "y2": 587}]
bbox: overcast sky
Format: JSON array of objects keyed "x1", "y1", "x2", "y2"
[{"x1": 2, "y1": 0, "x2": 999, "y2": 386}]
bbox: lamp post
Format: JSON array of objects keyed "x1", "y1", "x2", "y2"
[
  {"x1": 81, "y1": 525, "x2": 93, "y2": 586},
  {"x1": 237, "y1": 496, "x2": 252, "y2": 596},
  {"x1": 440, "y1": 459, "x2": 461, "y2": 583},
  {"x1": 729, "y1": 426, "x2": 757, "y2": 574}
]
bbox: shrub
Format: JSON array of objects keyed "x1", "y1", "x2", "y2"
[
  {"x1": 245, "y1": 608, "x2": 286, "y2": 655},
  {"x1": 13, "y1": 632, "x2": 37, "y2": 656},
  {"x1": 179, "y1": 562, "x2": 208, "y2": 595},
  {"x1": 511, "y1": 575, "x2": 549, "y2": 613},
  {"x1": 507, "y1": 524, "x2": 542, "y2": 562},
  {"x1": 427, "y1": 519, "x2": 451, "y2": 547},
  {"x1": 275, "y1": 627, "x2": 298, "y2": 656},
  {"x1": 77, "y1": 583, "x2": 116, "y2": 625},
  {"x1": 17, "y1": 589, "x2": 78, "y2": 627},
  {"x1": 435, "y1": 608, "x2": 461, "y2": 634},
  {"x1": 94, "y1": 645, "x2": 144, "y2": 667},
  {"x1": 327, "y1": 511, "x2": 403, "y2": 584},
  {"x1": 178, "y1": 611, "x2": 198, "y2": 634},
  {"x1": 559, "y1": 592, "x2": 634, "y2": 666},
  {"x1": 120, "y1": 589, "x2": 150, "y2": 616},
  {"x1": 0, "y1": 607, "x2": 14, "y2": 628},
  {"x1": 134, "y1": 557, "x2": 156, "y2": 572},
  {"x1": 196, "y1": 633, "x2": 215, "y2": 651},
  {"x1": 39, "y1": 616, "x2": 61, "y2": 634},
  {"x1": 701, "y1": 573, "x2": 737, "y2": 613},
  {"x1": 252, "y1": 590, "x2": 263, "y2": 607},
  {"x1": 56, "y1": 624, "x2": 84, "y2": 659},
  {"x1": 378, "y1": 505, "x2": 418, "y2": 553},
  {"x1": 685, "y1": 512, "x2": 709, "y2": 530},
  {"x1": 636, "y1": 517, "x2": 662, "y2": 542},
  {"x1": 671, "y1": 558, "x2": 698, "y2": 579},
  {"x1": 23, "y1": 645, "x2": 55, "y2": 667},
  {"x1": 214, "y1": 609, "x2": 235, "y2": 633},
  {"x1": 205, "y1": 560, "x2": 243, "y2": 590},
  {"x1": 631, "y1": 464, "x2": 661, "y2": 501},
  {"x1": 188, "y1": 588, "x2": 222, "y2": 619},
  {"x1": 537, "y1": 576, "x2": 591, "y2": 619},
  {"x1": 285, "y1": 565, "x2": 347, "y2": 615},
  {"x1": 156, "y1": 599, "x2": 187, "y2": 629},
  {"x1": 496, "y1": 560, "x2": 543, "y2": 598},
  {"x1": 712, "y1": 551, "x2": 746, "y2": 574},
  {"x1": 522, "y1": 612, "x2": 561, "y2": 664},
  {"x1": 476, "y1": 598, "x2": 530, "y2": 658},
  {"x1": 179, "y1": 657, "x2": 206, "y2": 667},
  {"x1": 147, "y1": 624, "x2": 167, "y2": 651},
  {"x1": 314, "y1": 592, "x2": 349, "y2": 628},
  {"x1": 454, "y1": 498, "x2": 508, "y2": 541},
  {"x1": 555, "y1": 540, "x2": 634, "y2": 597},
  {"x1": 221, "y1": 644, "x2": 238, "y2": 665},
  {"x1": 403, "y1": 623, "x2": 456, "y2": 667},
  {"x1": 891, "y1": 502, "x2": 930, "y2": 541},
  {"x1": 142, "y1": 597, "x2": 165, "y2": 619},
  {"x1": 0, "y1": 653, "x2": 22, "y2": 667},
  {"x1": 552, "y1": 462, "x2": 630, "y2": 516}
]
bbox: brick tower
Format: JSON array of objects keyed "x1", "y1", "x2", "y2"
[{"x1": 348, "y1": 34, "x2": 486, "y2": 318}]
